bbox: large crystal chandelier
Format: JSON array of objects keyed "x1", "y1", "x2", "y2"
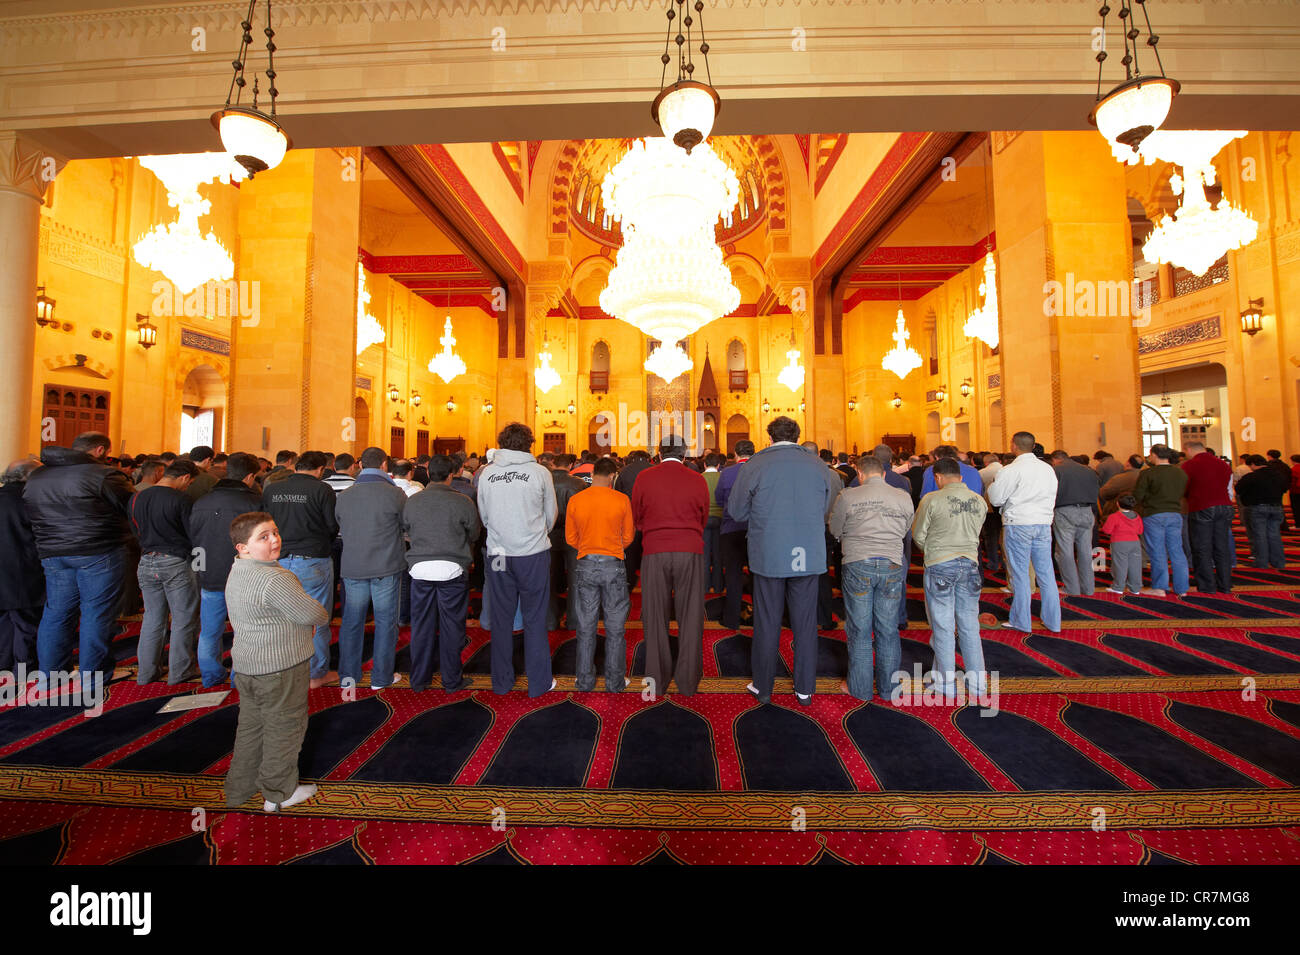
[
  {"x1": 1133, "y1": 131, "x2": 1258, "y2": 276},
  {"x1": 133, "y1": 153, "x2": 245, "y2": 295},
  {"x1": 428, "y1": 316, "x2": 467, "y2": 384},
  {"x1": 882, "y1": 310, "x2": 922, "y2": 379},
  {"x1": 534, "y1": 334, "x2": 561, "y2": 394},
  {"x1": 1087, "y1": 1, "x2": 1179, "y2": 162},
  {"x1": 963, "y1": 251, "x2": 1000, "y2": 349},
  {"x1": 211, "y1": 0, "x2": 291, "y2": 177},
  {"x1": 599, "y1": 0, "x2": 739, "y2": 382},
  {"x1": 355, "y1": 262, "x2": 384, "y2": 354}
]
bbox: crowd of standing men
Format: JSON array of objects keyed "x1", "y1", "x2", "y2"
[{"x1": 1, "y1": 425, "x2": 1297, "y2": 705}]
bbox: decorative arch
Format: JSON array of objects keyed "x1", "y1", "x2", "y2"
[
  {"x1": 44, "y1": 354, "x2": 112, "y2": 379},
  {"x1": 725, "y1": 412, "x2": 750, "y2": 455}
]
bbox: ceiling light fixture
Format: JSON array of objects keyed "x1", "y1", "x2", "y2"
[
  {"x1": 211, "y1": 0, "x2": 291, "y2": 178},
  {"x1": 777, "y1": 327, "x2": 804, "y2": 392},
  {"x1": 427, "y1": 316, "x2": 467, "y2": 384},
  {"x1": 651, "y1": 0, "x2": 720, "y2": 154},
  {"x1": 1088, "y1": 0, "x2": 1179, "y2": 161},
  {"x1": 356, "y1": 261, "x2": 384, "y2": 354},
  {"x1": 882, "y1": 309, "x2": 922, "y2": 380}
]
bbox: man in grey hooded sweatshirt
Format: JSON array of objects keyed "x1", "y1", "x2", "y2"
[{"x1": 476, "y1": 423, "x2": 558, "y2": 696}]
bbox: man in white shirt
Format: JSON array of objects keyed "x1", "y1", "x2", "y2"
[
  {"x1": 987, "y1": 432, "x2": 1061, "y2": 633},
  {"x1": 390, "y1": 459, "x2": 422, "y2": 498}
]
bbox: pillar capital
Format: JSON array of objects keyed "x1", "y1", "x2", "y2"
[{"x1": 0, "y1": 132, "x2": 66, "y2": 203}]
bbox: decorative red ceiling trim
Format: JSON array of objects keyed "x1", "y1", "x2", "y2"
[
  {"x1": 843, "y1": 286, "x2": 938, "y2": 310},
  {"x1": 795, "y1": 134, "x2": 811, "y2": 177},
  {"x1": 394, "y1": 276, "x2": 493, "y2": 292},
  {"x1": 415, "y1": 291, "x2": 498, "y2": 316},
  {"x1": 527, "y1": 141, "x2": 541, "y2": 181},
  {"x1": 415, "y1": 144, "x2": 527, "y2": 276},
  {"x1": 360, "y1": 250, "x2": 481, "y2": 275},
  {"x1": 848, "y1": 268, "x2": 970, "y2": 284},
  {"x1": 860, "y1": 232, "x2": 996, "y2": 269},
  {"x1": 492, "y1": 141, "x2": 525, "y2": 202},
  {"x1": 813, "y1": 132, "x2": 929, "y2": 274}
]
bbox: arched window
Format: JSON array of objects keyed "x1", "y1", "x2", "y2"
[
  {"x1": 726, "y1": 339, "x2": 747, "y2": 391},
  {"x1": 1141, "y1": 403, "x2": 1168, "y2": 455},
  {"x1": 590, "y1": 340, "x2": 610, "y2": 393}
]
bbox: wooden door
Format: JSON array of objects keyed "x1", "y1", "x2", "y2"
[
  {"x1": 42, "y1": 385, "x2": 109, "y2": 448},
  {"x1": 389, "y1": 426, "x2": 406, "y2": 459},
  {"x1": 416, "y1": 430, "x2": 430, "y2": 457},
  {"x1": 543, "y1": 432, "x2": 566, "y2": 455}
]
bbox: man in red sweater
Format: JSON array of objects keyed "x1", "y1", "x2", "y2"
[
  {"x1": 1181, "y1": 441, "x2": 1234, "y2": 594},
  {"x1": 630, "y1": 435, "x2": 710, "y2": 696}
]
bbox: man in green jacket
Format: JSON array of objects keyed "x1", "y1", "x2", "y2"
[{"x1": 1133, "y1": 444, "x2": 1189, "y2": 597}]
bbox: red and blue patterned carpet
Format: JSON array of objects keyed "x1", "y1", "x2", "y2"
[{"x1": 2, "y1": 526, "x2": 1299, "y2": 864}]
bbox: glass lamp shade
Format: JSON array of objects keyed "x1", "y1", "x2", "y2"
[
  {"x1": 35, "y1": 287, "x2": 55, "y2": 325},
  {"x1": 212, "y1": 107, "x2": 290, "y2": 178},
  {"x1": 651, "y1": 81, "x2": 721, "y2": 153},
  {"x1": 891, "y1": 393, "x2": 903, "y2": 409},
  {"x1": 1089, "y1": 76, "x2": 1179, "y2": 157},
  {"x1": 1240, "y1": 307, "x2": 1264, "y2": 336},
  {"x1": 137, "y1": 318, "x2": 158, "y2": 349}
]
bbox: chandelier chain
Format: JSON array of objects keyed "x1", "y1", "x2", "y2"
[
  {"x1": 265, "y1": 0, "x2": 279, "y2": 117},
  {"x1": 1137, "y1": 0, "x2": 1166, "y2": 76},
  {"x1": 225, "y1": 0, "x2": 258, "y2": 108}
]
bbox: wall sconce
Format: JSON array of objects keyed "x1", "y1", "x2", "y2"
[
  {"x1": 1175, "y1": 401, "x2": 1187, "y2": 424},
  {"x1": 446, "y1": 396, "x2": 457, "y2": 412},
  {"x1": 482, "y1": 399, "x2": 494, "y2": 415},
  {"x1": 960, "y1": 379, "x2": 972, "y2": 398},
  {"x1": 704, "y1": 419, "x2": 714, "y2": 431},
  {"x1": 847, "y1": 397, "x2": 857, "y2": 412},
  {"x1": 1240, "y1": 298, "x2": 1265, "y2": 336},
  {"x1": 891, "y1": 392, "x2": 903, "y2": 409},
  {"x1": 1201, "y1": 407, "x2": 1217, "y2": 426},
  {"x1": 35, "y1": 285, "x2": 55, "y2": 327},
  {"x1": 410, "y1": 391, "x2": 422, "y2": 408},
  {"x1": 388, "y1": 383, "x2": 400, "y2": 403},
  {"x1": 135, "y1": 314, "x2": 158, "y2": 350},
  {"x1": 934, "y1": 384, "x2": 947, "y2": 402},
  {"x1": 566, "y1": 400, "x2": 576, "y2": 415},
  {"x1": 762, "y1": 398, "x2": 771, "y2": 414},
  {"x1": 799, "y1": 400, "x2": 806, "y2": 413}
]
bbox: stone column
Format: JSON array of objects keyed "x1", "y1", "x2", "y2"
[
  {"x1": 992, "y1": 131, "x2": 1140, "y2": 453},
  {"x1": 0, "y1": 133, "x2": 65, "y2": 463}
]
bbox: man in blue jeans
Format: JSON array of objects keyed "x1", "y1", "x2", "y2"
[
  {"x1": 24, "y1": 432, "x2": 135, "y2": 692},
  {"x1": 987, "y1": 431, "x2": 1062, "y2": 633},
  {"x1": 912, "y1": 457, "x2": 988, "y2": 698},
  {"x1": 336, "y1": 447, "x2": 409, "y2": 690},
  {"x1": 828, "y1": 455, "x2": 912, "y2": 701},
  {"x1": 1134, "y1": 444, "x2": 1189, "y2": 597},
  {"x1": 189, "y1": 452, "x2": 263, "y2": 686},
  {"x1": 264, "y1": 451, "x2": 341, "y2": 688}
]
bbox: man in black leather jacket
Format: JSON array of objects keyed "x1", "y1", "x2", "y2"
[
  {"x1": 23, "y1": 432, "x2": 134, "y2": 686},
  {"x1": 0, "y1": 459, "x2": 45, "y2": 673}
]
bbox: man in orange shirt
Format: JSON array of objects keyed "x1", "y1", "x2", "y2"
[{"x1": 566, "y1": 457, "x2": 636, "y2": 691}]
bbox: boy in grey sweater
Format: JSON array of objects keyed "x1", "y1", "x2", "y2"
[{"x1": 224, "y1": 511, "x2": 328, "y2": 812}]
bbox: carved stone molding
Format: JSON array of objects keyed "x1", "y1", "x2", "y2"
[
  {"x1": 0, "y1": 132, "x2": 65, "y2": 202},
  {"x1": 37, "y1": 219, "x2": 126, "y2": 283}
]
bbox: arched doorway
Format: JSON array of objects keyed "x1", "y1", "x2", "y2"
[
  {"x1": 353, "y1": 396, "x2": 371, "y2": 457},
  {"x1": 702, "y1": 412, "x2": 718, "y2": 451},
  {"x1": 181, "y1": 364, "x2": 226, "y2": 452},
  {"x1": 726, "y1": 413, "x2": 749, "y2": 454},
  {"x1": 589, "y1": 411, "x2": 614, "y2": 454},
  {"x1": 989, "y1": 399, "x2": 1003, "y2": 452},
  {"x1": 925, "y1": 411, "x2": 941, "y2": 452}
]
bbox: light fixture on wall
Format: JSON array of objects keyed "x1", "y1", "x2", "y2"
[
  {"x1": 847, "y1": 396, "x2": 857, "y2": 412},
  {"x1": 1087, "y1": 0, "x2": 1179, "y2": 161},
  {"x1": 934, "y1": 384, "x2": 948, "y2": 403},
  {"x1": 762, "y1": 397, "x2": 771, "y2": 414},
  {"x1": 446, "y1": 396, "x2": 457, "y2": 413},
  {"x1": 799, "y1": 399, "x2": 806, "y2": 413},
  {"x1": 891, "y1": 392, "x2": 903, "y2": 410},
  {"x1": 388, "y1": 383, "x2": 400, "y2": 403},
  {"x1": 567, "y1": 400, "x2": 576, "y2": 415},
  {"x1": 135, "y1": 314, "x2": 158, "y2": 350},
  {"x1": 1201, "y1": 407, "x2": 1217, "y2": 426},
  {"x1": 356, "y1": 261, "x2": 384, "y2": 354},
  {"x1": 960, "y1": 379, "x2": 972, "y2": 398},
  {"x1": 211, "y1": 0, "x2": 291, "y2": 177},
  {"x1": 410, "y1": 391, "x2": 421, "y2": 408},
  {"x1": 482, "y1": 399, "x2": 494, "y2": 415},
  {"x1": 35, "y1": 286, "x2": 55, "y2": 327},
  {"x1": 1240, "y1": 298, "x2": 1266, "y2": 336}
]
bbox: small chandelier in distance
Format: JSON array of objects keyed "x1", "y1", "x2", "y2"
[
  {"x1": 211, "y1": 0, "x2": 291, "y2": 177},
  {"x1": 963, "y1": 251, "x2": 1000, "y2": 349},
  {"x1": 1142, "y1": 160, "x2": 1258, "y2": 278},
  {"x1": 428, "y1": 316, "x2": 467, "y2": 384},
  {"x1": 777, "y1": 332, "x2": 804, "y2": 392},
  {"x1": 355, "y1": 262, "x2": 385, "y2": 354},
  {"x1": 645, "y1": 341, "x2": 694, "y2": 383},
  {"x1": 882, "y1": 309, "x2": 923, "y2": 380},
  {"x1": 535, "y1": 331, "x2": 562, "y2": 394}
]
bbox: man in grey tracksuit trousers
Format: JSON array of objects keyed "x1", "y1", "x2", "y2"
[{"x1": 476, "y1": 424, "x2": 558, "y2": 696}]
